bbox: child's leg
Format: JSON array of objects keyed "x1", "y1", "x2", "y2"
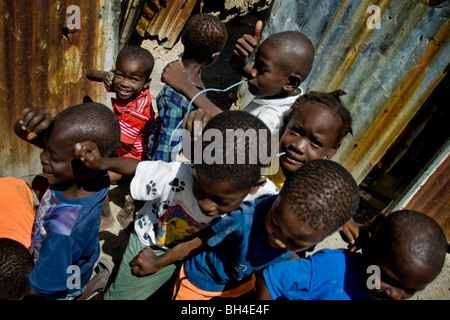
[{"x1": 104, "y1": 232, "x2": 177, "y2": 300}]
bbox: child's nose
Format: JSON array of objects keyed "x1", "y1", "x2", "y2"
[
  {"x1": 249, "y1": 67, "x2": 258, "y2": 79},
  {"x1": 198, "y1": 199, "x2": 217, "y2": 214},
  {"x1": 40, "y1": 150, "x2": 49, "y2": 164},
  {"x1": 293, "y1": 137, "x2": 307, "y2": 153},
  {"x1": 384, "y1": 287, "x2": 404, "y2": 300}
]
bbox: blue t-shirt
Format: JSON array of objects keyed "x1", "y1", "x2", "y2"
[
  {"x1": 263, "y1": 249, "x2": 369, "y2": 300},
  {"x1": 29, "y1": 182, "x2": 109, "y2": 299},
  {"x1": 183, "y1": 194, "x2": 294, "y2": 292}
]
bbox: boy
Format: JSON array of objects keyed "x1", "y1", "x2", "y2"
[
  {"x1": 148, "y1": 13, "x2": 227, "y2": 162},
  {"x1": 14, "y1": 102, "x2": 120, "y2": 299},
  {"x1": 256, "y1": 210, "x2": 448, "y2": 300},
  {"x1": 171, "y1": 159, "x2": 360, "y2": 299},
  {"x1": 0, "y1": 177, "x2": 35, "y2": 300},
  {"x1": 75, "y1": 111, "x2": 278, "y2": 300},
  {"x1": 87, "y1": 45, "x2": 156, "y2": 161},
  {"x1": 160, "y1": 21, "x2": 315, "y2": 132}
]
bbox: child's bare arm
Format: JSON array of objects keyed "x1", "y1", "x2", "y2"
[
  {"x1": 161, "y1": 59, "x2": 222, "y2": 117},
  {"x1": 74, "y1": 141, "x2": 139, "y2": 176},
  {"x1": 254, "y1": 271, "x2": 274, "y2": 300},
  {"x1": 14, "y1": 105, "x2": 53, "y2": 149},
  {"x1": 129, "y1": 227, "x2": 215, "y2": 276},
  {"x1": 86, "y1": 65, "x2": 115, "y2": 87},
  {"x1": 229, "y1": 20, "x2": 263, "y2": 78}
]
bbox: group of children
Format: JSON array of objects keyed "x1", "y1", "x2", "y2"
[{"x1": 0, "y1": 13, "x2": 447, "y2": 301}]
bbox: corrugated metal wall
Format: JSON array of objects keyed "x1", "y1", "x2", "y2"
[
  {"x1": 0, "y1": 0, "x2": 120, "y2": 180},
  {"x1": 238, "y1": 0, "x2": 449, "y2": 184}
]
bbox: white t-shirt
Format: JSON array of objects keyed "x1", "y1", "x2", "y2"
[
  {"x1": 131, "y1": 161, "x2": 278, "y2": 248},
  {"x1": 243, "y1": 92, "x2": 302, "y2": 131}
]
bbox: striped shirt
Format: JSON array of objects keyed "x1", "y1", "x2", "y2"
[{"x1": 106, "y1": 85, "x2": 157, "y2": 160}]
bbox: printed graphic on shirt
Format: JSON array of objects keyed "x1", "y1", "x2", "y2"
[{"x1": 156, "y1": 204, "x2": 207, "y2": 246}]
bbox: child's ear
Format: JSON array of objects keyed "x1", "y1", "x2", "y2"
[
  {"x1": 283, "y1": 74, "x2": 302, "y2": 92},
  {"x1": 143, "y1": 77, "x2": 152, "y2": 89},
  {"x1": 325, "y1": 144, "x2": 340, "y2": 159},
  {"x1": 249, "y1": 177, "x2": 267, "y2": 195}
]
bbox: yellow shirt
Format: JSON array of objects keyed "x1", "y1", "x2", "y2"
[{"x1": 264, "y1": 152, "x2": 286, "y2": 190}]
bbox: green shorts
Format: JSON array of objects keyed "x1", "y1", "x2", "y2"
[{"x1": 104, "y1": 232, "x2": 177, "y2": 300}]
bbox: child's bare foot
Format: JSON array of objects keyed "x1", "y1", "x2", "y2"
[
  {"x1": 117, "y1": 195, "x2": 135, "y2": 229},
  {"x1": 100, "y1": 195, "x2": 115, "y2": 231}
]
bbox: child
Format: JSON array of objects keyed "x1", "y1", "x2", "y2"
[
  {"x1": 171, "y1": 159, "x2": 360, "y2": 300},
  {"x1": 148, "y1": 13, "x2": 227, "y2": 162},
  {"x1": 265, "y1": 89, "x2": 353, "y2": 190},
  {"x1": 160, "y1": 21, "x2": 315, "y2": 132},
  {"x1": 256, "y1": 210, "x2": 448, "y2": 300},
  {"x1": 14, "y1": 102, "x2": 120, "y2": 299},
  {"x1": 75, "y1": 111, "x2": 278, "y2": 300},
  {"x1": 87, "y1": 45, "x2": 157, "y2": 162},
  {"x1": 0, "y1": 177, "x2": 35, "y2": 300}
]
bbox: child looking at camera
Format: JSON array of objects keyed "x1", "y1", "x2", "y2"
[{"x1": 87, "y1": 46, "x2": 157, "y2": 161}]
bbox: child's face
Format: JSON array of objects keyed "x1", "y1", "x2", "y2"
[
  {"x1": 279, "y1": 102, "x2": 340, "y2": 175},
  {"x1": 247, "y1": 41, "x2": 292, "y2": 99},
  {"x1": 113, "y1": 55, "x2": 150, "y2": 100},
  {"x1": 265, "y1": 197, "x2": 324, "y2": 252},
  {"x1": 192, "y1": 167, "x2": 252, "y2": 217},
  {"x1": 40, "y1": 121, "x2": 76, "y2": 186}
]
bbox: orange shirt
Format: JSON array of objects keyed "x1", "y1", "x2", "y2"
[{"x1": 0, "y1": 177, "x2": 35, "y2": 248}]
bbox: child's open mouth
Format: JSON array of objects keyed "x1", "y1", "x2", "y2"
[{"x1": 42, "y1": 167, "x2": 54, "y2": 177}]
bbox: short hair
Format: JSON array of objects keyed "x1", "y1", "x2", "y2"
[
  {"x1": 182, "y1": 13, "x2": 228, "y2": 63},
  {"x1": 117, "y1": 45, "x2": 155, "y2": 79},
  {"x1": 0, "y1": 238, "x2": 34, "y2": 300},
  {"x1": 264, "y1": 30, "x2": 315, "y2": 82},
  {"x1": 52, "y1": 102, "x2": 121, "y2": 157},
  {"x1": 195, "y1": 110, "x2": 270, "y2": 190},
  {"x1": 285, "y1": 90, "x2": 353, "y2": 146},
  {"x1": 279, "y1": 159, "x2": 359, "y2": 236},
  {"x1": 370, "y1": 210, "x2": 447, "y2": 273}
]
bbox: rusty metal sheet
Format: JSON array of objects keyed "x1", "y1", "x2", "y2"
[
  {"x1": 0, "y1": 0, "x2": 120, "y2": 180},
  {"x1": 140, "y1": 0, "x2": 198, "y2": 48},
  {"x1": 246, "y1": 0, "x2": 450, "y2": 184},
  {"x1": 392, "y1": 140, "x2": 450, "y2": 241}
]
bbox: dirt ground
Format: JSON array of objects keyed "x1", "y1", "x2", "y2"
[{"x1": 94, "y1": 11, "x2": 450, "y2": 300}]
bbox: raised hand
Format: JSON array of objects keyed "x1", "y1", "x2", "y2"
[
  {"x1": 229, "y1": 20, "x2": 263, "y2": 75},
  {"x1": 16, "y1": 105, "x2": 53, "y2": 141}
]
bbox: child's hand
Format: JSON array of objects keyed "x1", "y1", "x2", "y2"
[
  {"x1": 229, "y1": 20, "x2": 263, "y2": 74},
  {"x1": 161, "y1": 58, "x2": 189, "y2": 93},
  {"x1": 17, "y1": 105, "x2": 53, "y2": 141},
  {"x1": 73, "y1": 141, "x2": 104, "y2": 171},
  {"x1": 339, "y1": 219, "x2": 360, "y2": 251},
  {"x1": 182, "y1": 109, "x2": 212, "y2": 142},
  {"x1": 130, "y1": 247, "x2": 163, "y2": 276},
  {"x1": 103, "y1": 64, "x2": 116, "y2": 87}
]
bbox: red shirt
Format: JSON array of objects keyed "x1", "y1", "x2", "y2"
[{"x1": 106, "y1": 84, "x2": 157, "y2": 160}]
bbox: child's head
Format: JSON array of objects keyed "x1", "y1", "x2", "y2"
[
  {"x1": 41, "y1": 102, "x2": 120, "y2": 186},
  {"x1": 114, "y1": 46, "x2": 155, "y2": 99},
  {"x1": 0, "y1": 238, "x2": 33, "y2": 299},
  {"x1": 364, "y1": 210, "x2": 447, "y2": 300},
  {"x1": 265, "y1": 159, "x2": 359, "y2": 252},
  {"x1": 247, "y1": 30, "x2": 315, "y2": 99},
  {"x1": 279, "y1": 90, "x2": 353, "y2": 176},
  {"x1": 193, "y1": 110, "x2": 270, "y2": 217},
  {"x1": 181, "y1": 13, "x2": 228, "y2": 66}
]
